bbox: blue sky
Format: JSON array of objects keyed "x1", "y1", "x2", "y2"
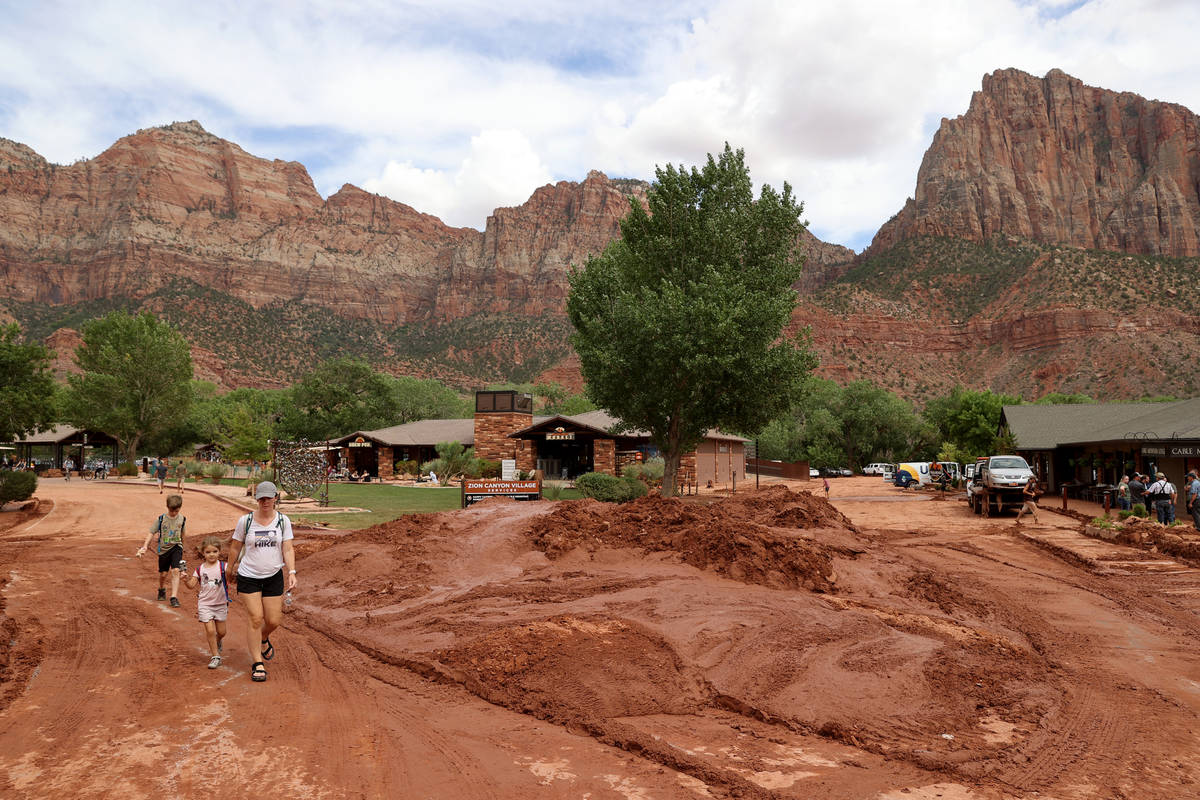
[{"x1": 2, "y1": 0, "x2": 1197, "y2": 251}]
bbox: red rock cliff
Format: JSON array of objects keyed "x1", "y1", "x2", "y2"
[{"x1": 870, "y1": 68, "x2": 1200, "y2": 257}]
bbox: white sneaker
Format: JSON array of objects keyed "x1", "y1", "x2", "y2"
[{"x1": 208, "y1": 656, "x2": 222, "y2": 669}]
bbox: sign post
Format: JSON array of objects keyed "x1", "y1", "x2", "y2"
[{"x1": 461, "y1": 479, "x2": 542, "y2": 508}]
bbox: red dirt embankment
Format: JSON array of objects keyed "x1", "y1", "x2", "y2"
[{"x1": 7, "y1": 479, "x2": 1200, "y2": 798}]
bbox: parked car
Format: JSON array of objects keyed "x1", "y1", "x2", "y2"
[
  {"x1": 819, "y1": 466, "x2": 840, "y2": 477},
  {"x1": 809, "y1": 467, "x2": 820, "y2": 478},
  {"x1": 862, "y1": 463, "x2": 891, "y2": 475},
  {"x1": 838, "y1": 467, "x2": 853, "y2": 477}
]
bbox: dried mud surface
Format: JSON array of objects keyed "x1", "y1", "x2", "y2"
[{"x1": 3, "y1": 478, "x2": 1200, "y2": 798}]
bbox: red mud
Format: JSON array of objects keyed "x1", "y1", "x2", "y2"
[{"x1": 4, "y1": 478, "x2": 1200, "y2": 798}]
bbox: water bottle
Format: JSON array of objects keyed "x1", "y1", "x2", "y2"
[
  {"x1": 284, "y1": 591, "x2": 293, "y2": 606},
  {"x1": 178, "y1": 559, "x2": 187, "y2": 572}
]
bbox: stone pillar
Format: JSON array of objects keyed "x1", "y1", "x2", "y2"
[
  {"x1": 473, "y1": 411, "x2": 532, "y2": 461},
  {"x1": 680, "y1": 452, "x2": 698, "y2": 487},
  {"x1": 516, "y1": 438, "x2": 536, "y2": 473},
  {"x1": 378, "y1": 446, "x2": 394, "y2": 480},
  {"x1": 594, "y1": 439, "x2": 616, "y2": 475}
]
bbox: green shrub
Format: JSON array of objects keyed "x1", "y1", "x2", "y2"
[
  {"x1": 1090, "y1": 516, "x2": 1115, "y2": 529},
  {"x1": 575, "y1": 472, "x2": 649, "y2": 502},
  {"x1": 187, "y1": 461, "x2": 206, "y2": 478},
  {"x1": 395, "y1": 460, "x2": 419, "y2": 476},
  {"x1": 1131, "y1": 503, "x2": 1149, "y2": 518},
  {"x1": 206, "y1": 463, "x2": 229, "y2": 479},
  {"x1": 542, "y1": 482, "x2": 565, "y2": 500},
  {"x1": 116, "y1": 462, "x2": 139, "y2": 477},
  {"x1": 0, "y1": 470, "x2": 38, "y2": 503},
  {"x1": 1117, "y1": 510, "x2": 1134, "y2": 520},
  {"x1": 476, "y1": 459, "x2": 501, "y2": 478}
]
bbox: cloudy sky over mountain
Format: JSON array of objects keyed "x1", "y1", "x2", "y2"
[{"x1": 2, "y1": 0, "x2": 1197, "y2": 250}]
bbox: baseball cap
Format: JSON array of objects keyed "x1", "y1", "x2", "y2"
[
  {"x1": 1156, "y1": 472, "x2": 1166, "y2": 479},
  {"x1": 254, "y1": 481, "x2": 278, "y2": 499}
]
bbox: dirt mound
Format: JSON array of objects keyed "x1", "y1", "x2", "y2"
[
  {"x1": 435, "y1": 614, "x2": 709, "y2": 725},
  {"x1": 525, "y1": 489, "x2": 853, "y2": 591}
]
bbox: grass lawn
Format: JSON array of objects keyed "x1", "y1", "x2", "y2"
[{"x1": 289, "y1": 483, "x2": 585, "y2": 530}]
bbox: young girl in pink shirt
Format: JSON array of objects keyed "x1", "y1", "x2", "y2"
[{"x1": 182, "y1": 536, "x2": 232, "y2": 668}]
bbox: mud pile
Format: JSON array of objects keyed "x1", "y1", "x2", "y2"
[{"x1": 525, "y1": 486, "x2": 856, "y2": 591}]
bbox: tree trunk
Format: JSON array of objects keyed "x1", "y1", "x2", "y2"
[{"x1": 661, "y1": 416, "x2": 683, "y2": 497}]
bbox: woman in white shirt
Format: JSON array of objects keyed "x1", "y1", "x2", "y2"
[{"x1": 227, "y1": 481, "x2": 297, "y2": 683}]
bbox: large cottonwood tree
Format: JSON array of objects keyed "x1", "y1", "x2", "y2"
[
  {"x1": 567, "y1": 145, "x2": 816, "y2": 495},
  {"x1": 65, "y1": 311, "x2": 194, "y2": 463}
]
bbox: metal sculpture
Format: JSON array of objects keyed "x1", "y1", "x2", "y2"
[{"x1": 273, "y1": 439, "x2": 327, "y2": 501}]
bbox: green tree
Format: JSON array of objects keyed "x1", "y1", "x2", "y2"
[
  {"x1": 393, "y1": 376, "x2": 470, "y2": 422},
  {"x1": 567, "y1": 144, "x2": 816, "y2": 495},
  {"x1": 420, "y1": 440, "x2": 475, "y2": 486},
  {"x1": 923, "y1": 386, "x2": 1021, "y2": 459},
  {"x1": 0, "y1": 323, "x2": 58, "y2": 442},
  {"x1": 64, "y1": 311, "x2": 193, "y2": 462},
  {"x1": 278, "y1": 357, "x2": 402, "y2": 441},
  {"x1": 217, "y1": 403, "x2": 274, "y2": 463}
]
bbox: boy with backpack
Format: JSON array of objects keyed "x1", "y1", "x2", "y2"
[{"x1": 136, "y1": 493, "x2": 187, "y2": 606}]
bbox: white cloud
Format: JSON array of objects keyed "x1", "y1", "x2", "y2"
[
  {"x1": 363, "y1": 129, "x2": 553, "y2": 228},
  {"x1": 2, "y1": 0, "x2": 1199, "y2": 250}
]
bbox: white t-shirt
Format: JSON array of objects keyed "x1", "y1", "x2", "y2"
[{"x1": 232, "y1": 512, "x2": 294, "y2": 579}]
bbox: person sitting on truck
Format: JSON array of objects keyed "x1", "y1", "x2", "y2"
[{"x1": 1014, "y1": 475, "x2": 1041, "y2": 525}]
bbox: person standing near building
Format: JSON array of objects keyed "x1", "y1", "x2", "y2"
[
  {"x1": 1146, "y1": 472, "x2": 1176, "y2": 524},
  {"x1": 63, "y1": 456, "x2": 74, "y2": 481},
  {"x1": 1186, "y1": 470, "x2": 1200, "y2": 530},
  {"x1": 1128, "y1": 473, "x2": 1146, "y2": 512},
  {"x1": 1116, "y1": 475, "x2": 1131, "y2": 511}
]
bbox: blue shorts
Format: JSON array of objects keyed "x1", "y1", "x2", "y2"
[{"x1": 236, "y1": 569, "x2": 284, "y2": 597}]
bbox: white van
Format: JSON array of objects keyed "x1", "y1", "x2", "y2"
[
  {"x1": 894, "y1": 462, "x2": 931, "y2": 487},
  {"x1": 863, "y1": 463, "x2": 892, "y2": 475}
]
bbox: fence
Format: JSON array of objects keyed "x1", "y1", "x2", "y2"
[{"x1": 746, "y1": 457, "x2": 811, "y2": 480}]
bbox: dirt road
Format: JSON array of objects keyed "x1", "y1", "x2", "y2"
[{"x1": 2, "y1": 477, "x2": 1200, "y2": 798}]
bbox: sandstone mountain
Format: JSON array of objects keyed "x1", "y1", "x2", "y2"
[
  {"x1": 870, "y1": 68, "x2": 1200, "y2": 256},
  {"x1": 2, "y1": 68, "x2": 1200, "y2": 402}
]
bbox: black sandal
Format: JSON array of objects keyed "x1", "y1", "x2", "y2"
[
  {"x1": 250, "y1": 661, "x2": 267, "y2": 682},
  {"x1": 261, "y1": 637, "x2": 274, "y2": 661}
]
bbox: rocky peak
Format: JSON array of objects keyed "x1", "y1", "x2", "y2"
[{"x1": 870, "y1": 68, "x2": 1200, "y2": 257}]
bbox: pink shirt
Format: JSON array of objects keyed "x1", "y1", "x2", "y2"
[{"x1": 195, "y1": 561, "x2": 229, "y2": 609}]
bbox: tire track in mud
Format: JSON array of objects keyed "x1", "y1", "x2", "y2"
[{"x1": 894, "y1": 532, "x2": 1187, "y2": 795}]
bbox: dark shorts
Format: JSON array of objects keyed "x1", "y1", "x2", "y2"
[
  {"x1": 157, "y1": 544, "x2": 183, "y2": 573},
  {"x1": 236, "y1": 569, "x2": 284, "y2": 597}
]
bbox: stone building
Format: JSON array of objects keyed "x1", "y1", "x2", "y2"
[{"x1": 329, "y1": 390, "x2": 746, "y2": 485}]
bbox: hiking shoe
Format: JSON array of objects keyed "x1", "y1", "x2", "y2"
[
  {"x1": 157, "y1": 588, "x2": 166, "y2": 601},
  {"x1": 208, "y1": 656, "x2": 222, "y2": 669},
  {"x1": 169, "y1": 596, "x2": 180, "y2": 608}
]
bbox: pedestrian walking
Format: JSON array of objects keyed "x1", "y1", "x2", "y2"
[
  {"x1": 136, "y1": 493, "x2": 187, "y2": 606},
  {"x1": 181, "y1": 536, "x2": 232, "y2": 668},
  {"x1": 227, "y1": 482, "x2": 297, "y2": 683},
  {"x1": 1015, "y1": 475, "x2": 1042, "y2": 525},
  {"x1": 175, "y1": 460, "x2": 187, "y2": 491},
  {"x1": 154, "y1": 458, "x2": 169, "y2": 493},
  {"x1": 63, "y1": 456, "x2": 74, "y2": 481},
  {"x1": 823, "y1": 476, "x2": 830, "y2": 499}
]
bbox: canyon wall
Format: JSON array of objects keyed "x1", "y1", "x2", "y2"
[{"x1": 871, "y1": 68, "x2": 1200, "y2": 257}]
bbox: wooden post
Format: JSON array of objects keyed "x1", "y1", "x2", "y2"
[{"x1": 1062, "y1": 486, "x2": 1068, "y2": 512}]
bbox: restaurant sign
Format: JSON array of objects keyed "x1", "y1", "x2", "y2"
[
  {"x1": 546, "y1": 432, "x2": 575, "y2": 441},
  {"x1": 348, "y1": 436, "x2": 372, "y2": 448},
  {"x1": 461, "y1": 479, "x2": 542, "y2": 508},
  {"x1": 1143, "y1": 445, "x2": 1200, "y2": 457}
]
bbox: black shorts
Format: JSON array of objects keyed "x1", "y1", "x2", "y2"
[
  {"x1": 236, "y1": 569, "x2": 284, "y2": 597},
  {"x1": 157, "y1": 544, "x2": 183, "y2": 573}
]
